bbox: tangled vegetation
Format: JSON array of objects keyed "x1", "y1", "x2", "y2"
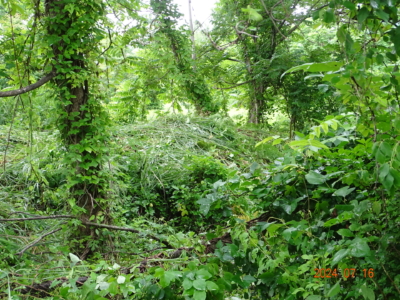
[{"x1": 1, "y1": 0, "x2": 400, "y2": 299}]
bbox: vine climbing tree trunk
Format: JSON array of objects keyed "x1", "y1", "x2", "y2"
[
  {"x1": 45, "y1": 0, "x2": 110, "y2": 257},
  {"x1": 150, "y1": 0, "x2": 217, "y2": 116}
]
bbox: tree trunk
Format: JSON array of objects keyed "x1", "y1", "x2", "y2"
[
  {"x1": 247, "y1": 82, "x2": 265, "y2": 124},
  {"x1": 46, "y1": 0, "x2": 108, "y2": 257}
]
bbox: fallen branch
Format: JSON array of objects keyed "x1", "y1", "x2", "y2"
[
  {"x1": 0, "y1": 215, "x2": 174, "y2": 249},
  {"x1": 81, "y1": 221, "x2": 174, "y2": 248},
  {"x1": 16, "y1": 227, "x2": 63, "y2": 256},
  {"x1": 0, "y1": 215, "x2": 75, "y2": 222}
]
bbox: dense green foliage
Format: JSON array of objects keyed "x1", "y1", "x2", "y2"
[{"x1": 1, "y1": 0, "x2": 400, "y2": 299}]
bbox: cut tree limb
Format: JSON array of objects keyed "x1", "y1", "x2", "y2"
[{"x1": 0, "y1": 71, "x2": 56, "y2": 98}]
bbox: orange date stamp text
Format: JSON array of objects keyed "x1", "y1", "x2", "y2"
[{"x1": 313, "y1": 268, "x2": 374, "y2": 278}]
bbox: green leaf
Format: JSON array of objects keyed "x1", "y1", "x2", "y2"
[
  {"x1": 345, "y1": 33, "x2": 354, "y2": 53},
  {"x1": 282, "y1": 227, "x2": 297, "y2": 241},
  {"x1": 193, "y1": 278, "x2": 207, "y2": 290},
  {"x1": 183, "y1": 278, "x2": 193, "y2": 290},
  {"x1": 255, "y1": 136, "x2": 274, "y2": 147},
  {"x1": 343, "y1": 1, "x2": 356, "y2": 10},
  {"x1": 196, "y1": 269, "x2": 212, "y2": 280},
  {"x1": 382, "y1": 172, "x2": 394, "y2": 190},
  {"x1": 333, "y1": 186, "x2": 355, "y2": 197},
  {"x1": 323, "y1": 9, "x2": 335, "y2": 23},
  {"x1": 206, "y1": 281, "x2": 219, "y2": 291},
  {"x1": 372, "y1": 202, "x2": 381, "y2": 214},
  {"x1": 69, "y1": 253, "x2": 81, "y2": 264},
  {"x1": 193, "y1": 290, "x2": 206, "y2": 300},
  {"x1": 337, "y1": 229, "x2": 354, "y2": 237},
  {"x1": 357, "y1": 7, "x2": 370, "y2": 24},
  {"x1": 350, "y1": 238, "x2": 371, "y2": 257},
  {"x1": 306, "y1": 296, "x2": 322, "y2": 300},
  {"x1": 332, "y1": 249, "x2": 349, "y2": 266},
  {"x1": 242, "y1": 5, "x2": 263, "y2": 21},
  {"x1": 305, "y1": 171, "x2": 326, "y2": 185},
  {"x1": 117, "y1": 275, "x2": 125, "y2": 284},
  {"x1": 326, "y1": 280, "x2": 341, "y2": 297},
  {"x1": 375, "y1": 9, "x2": 389, "y2": 22},
  {"x1": 360, "y1": 284, "x2": 375, "y2": 300},
  {"x1": 335, "y1": 205, "x2": 354, "y2": 211},
  {"x1": 281, "y1": 61, "x2": 343, "y2": 78},
  {"x1": 309, "y1": 139, "x2": 329, "y2": 149}
]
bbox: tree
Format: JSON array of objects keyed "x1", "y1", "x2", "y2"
[
  {"x1": 208, "y1": 0, "x2": 328, "y2": 123},
  {"x1": 150, "y1": 0, "x2": 218, "y2": 115},
  {"x1": 0, "y1": 0, "x2": 111, "y2": 256}
]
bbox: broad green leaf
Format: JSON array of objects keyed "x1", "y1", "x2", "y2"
[
  {"x1": 289, "y1": 140, "x2": 309, "y2": 148},
  {"x1": 272, "y1": 138, "x2": 283, "y2": 145},
  {"x1": 267, "y1": 223, "x2": 283, "y2": 235},
  {"x1": 343, "y1": 1, "x2": 356, "y2": 10},
  {"x1": 193, "y1": 278, "x2": 207, "y2": 290},
  {"x1": 309, "y1": 139, "x2": 329, "y2": 149},
  {"x1": 321, "y1": 122, "x2": 329, "y2": 133},
  {"x1": 306, "y1": 296, "x2": 322, "y2": 300},
  {"x1": 332, "y1": 249, "x2": 349, "y2": 266},
  {"x1": 281, "y1": 61, "x2": 343, "y2": 78},
  {"x1": 255, "y1": 137, "x2": 273, "y2": 147},
  {"x1": 350, "y1": 238, "x2": 371, "y2": 257},
  {"x1": 69, "y1": 253, "x2": 81, "y2": 264},
  {"x1": 360, "y1": 284, "x2": 375, "y2": 300},
  {"x1": 326, "y1": 280, "x2": 341, "y2": 297},
  {"x1": 335, "y1": 205, "x2": 354, "y2": 211},
  {"x1": 305, "y1": 171, "x2": 325, "y2": 185},
  {"x1": 333, "y1": 186, "x2": 355, "y2": 197},
  {"x1": 282, "y1": 227, "x2": 297, "y2": 241},
  {"x1": 182, "y1": 278, "x2": 193, "y2": 290},
  {"x1": 375, "y1": 10, "x2": 389, "y2": 22},
  {"x1": 117, "y1": 276, "x2": 126, "y2": 284},
  {"x1": 357, "y1": 7, "x2": 370, "y2": 24},
  {"x1": 337, "y1": 229, "x2": 354, "y2": 237},
  {"x1": 379, "y1": 163, "x2": 390, "y2": 182},
  {"x1": 242, "y1": 5, "x2": 262, "y2": 21},
  {"x1": 307, "y1": 61, "x2": 343, "y2": 72},
  {"x1": 196, "y1": 269, "x2": 212, "y2": 280},
  {"x1": 193, "y1": 290, "x2": 206, "y2": 300},
  {"x1": 382, "y1": 173, "x2": 394, "y2": 190},
  {"x1": 323, "y1": 9, "x2": 335, "y2": 23},
  {"x1": 206, "y1": 281, "x2": 219, "y2": 291}
]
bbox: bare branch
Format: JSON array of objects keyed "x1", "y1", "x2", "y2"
[
  {"x1": 0, "y1": 215, "x2": 174, "y2": 249},
  {"x1": 81, "y1": 221, "x2": 174, "y2": 248},
  {"x1": 224, "y1": 58, "x2": 245, "y2": 63},
  {"x1": 202, "y1": 30, "x2": 240, "y2": 51},
  {"x1": 0, "y1": 215, "x2": 75, "y2": 222},
  {"x1": 0, "y1": 70, "x2": 56, "y2": 98},
  {"x1": 17, "y1": 227, "x2": 63, "y2": 256},
  {"x1": 283, "y1": 3, "x2": 330, "y2": 41},
  {"x1": 235, "y1": 21, "x2": 259, "y2": 38},
  {"x1": 214, "y1": 80, "x2": 254, "y2": 90},
  {"x1": 259, "y1": 0, "x2": 287, "y2": 39}
]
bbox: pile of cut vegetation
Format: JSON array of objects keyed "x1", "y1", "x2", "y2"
[{"x1": 109, "y1": 114, "x2": 282, "y2": 230}]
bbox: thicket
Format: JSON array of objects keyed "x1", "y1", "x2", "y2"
[{"x1": 1, "y1": 0, "x2": 400, "y2": 299}]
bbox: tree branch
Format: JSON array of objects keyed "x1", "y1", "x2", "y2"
[
  {"x1": 81, "y1": 221, "x2": 174, "y2": 248},
  {"x1": 214, "y1": 80, "x2": 254, "y2": 90},
  {"x1": 0, "y1": 215, "x2": 75, "y2": 222},
  {"x1": 17, "y1": 227, "x2": 63, "y2": 256},
  {"x1": 0, "y1": 70, "x2": 56, "y2": 98},
  {"x1": 0, "y1": 215, "x2": 174, "y2": 249}
]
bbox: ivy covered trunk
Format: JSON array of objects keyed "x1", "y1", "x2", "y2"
[
  {"x1": 45, "y1": 0, "x2": 109, "y2": 256},
  {"x1": 150, "y1": 0, "x2": 217, "y2": 116},
  {"x1": 248, "y1": 82, "x2": 266, "y2": 124}
]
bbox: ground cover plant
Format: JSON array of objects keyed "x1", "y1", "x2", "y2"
[{"x1": 1, "y1": 0, "x2": 400, "y2": 299}]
